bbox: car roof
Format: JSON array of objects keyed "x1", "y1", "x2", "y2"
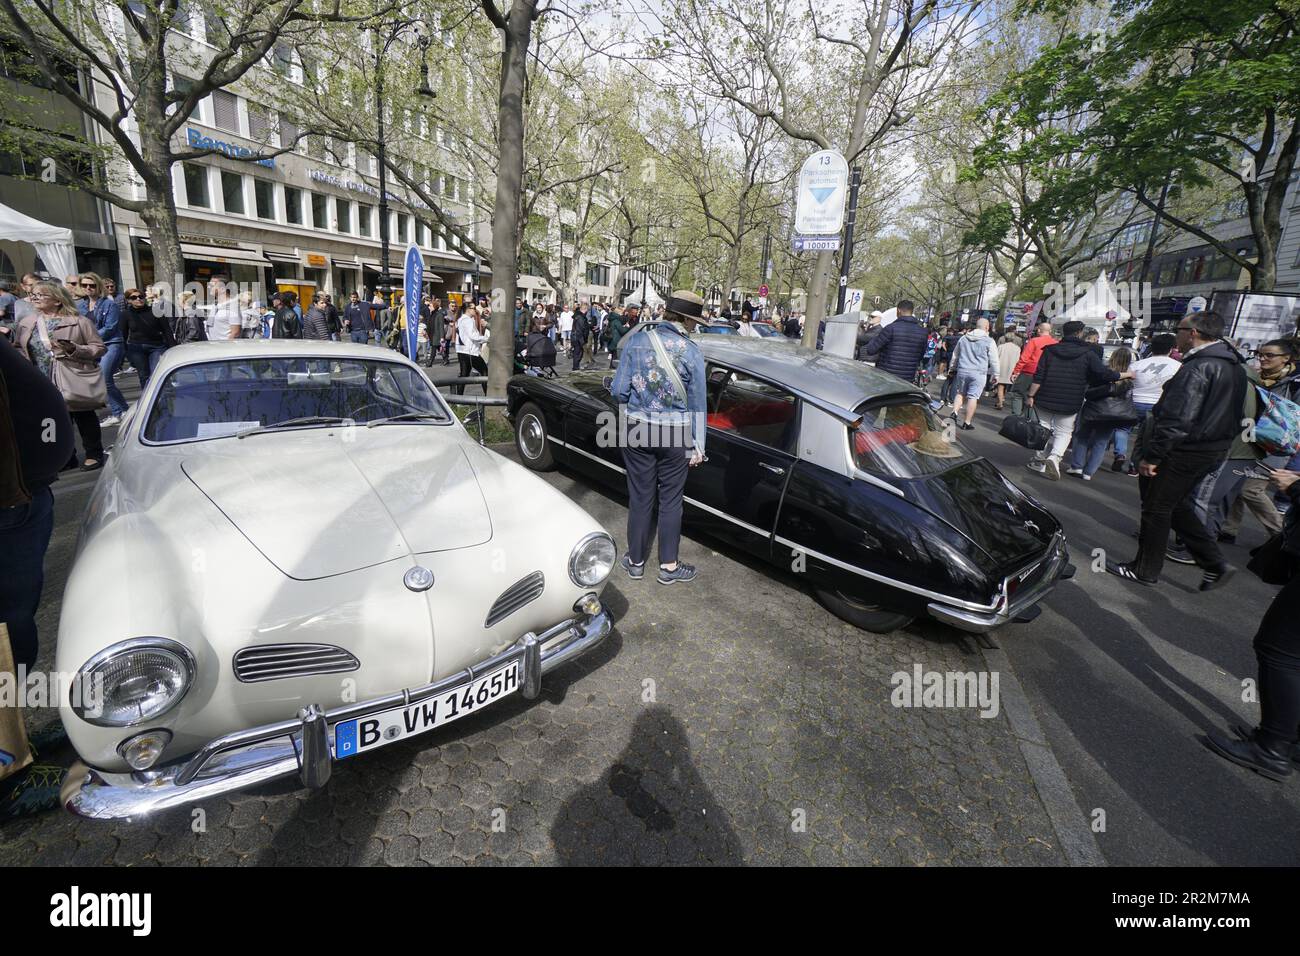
[
  {"x1": 697, "y1": 336, "x2": 923, "y2": 413},
  {"x1": 152, "y1": 339, "x2": 413, "y2": 372}
]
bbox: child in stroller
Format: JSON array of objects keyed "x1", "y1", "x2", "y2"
[{"x1": 519, "y1": 316, "x2": 558, "y2": 377}]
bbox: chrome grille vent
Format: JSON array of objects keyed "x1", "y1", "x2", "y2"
[
  {"x1": 485, "y1": 571, "x2": 545, "y2": 627},
  {"x1": 233, "y1": 644, "x2": 360, "y2": 683}
]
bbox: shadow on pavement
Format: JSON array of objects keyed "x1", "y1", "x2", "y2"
[{"x1": 550, "y1": 705, "x2": 743, "y2": 865}]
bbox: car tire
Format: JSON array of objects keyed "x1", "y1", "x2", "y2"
[
  {"x1": 515, "y1": 402, "x2": 555, "y2": 470},
  {"x1": 814, "y1": 587, "x2": 914, "y2": 634}
]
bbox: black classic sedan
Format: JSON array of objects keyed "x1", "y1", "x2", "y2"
[{"x1": 506, "y1": 338, "x2": 1073, "y2": 633}]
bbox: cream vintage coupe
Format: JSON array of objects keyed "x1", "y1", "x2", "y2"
[{"x1": 58, "y1": 341, "x2": 616, "y2": 820}]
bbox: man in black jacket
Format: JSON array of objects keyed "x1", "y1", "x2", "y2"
[
  {"x1": 423, "y1": 297, "x2": 446, "y2": 366},
  {"x1": 1026, "y1": 320, "x2": 1129, "y2": 480},
  {"x1": 343, "y1": 291, "x2": 373, "y2": 344},
  {"x1": 864, "y1": 300, "x2": 929, "y2": 381},
  {"x1": 1106, "y1": 311, "x2": 1247, "y2": 588},
  {"x1": 571, "y1": 302, "x2": 591, "y2": 371},
  {"x1": 302, "y1": 293, "x2": 333, "y2": 340}
]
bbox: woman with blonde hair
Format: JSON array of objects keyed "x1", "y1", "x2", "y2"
[{"x1": 15, "y1": 281, "x2": 108, "y2": 470}]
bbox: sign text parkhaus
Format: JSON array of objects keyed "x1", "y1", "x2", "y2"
[{"x1": 793, "y1": 149, "x2": 849, "y2": 251}]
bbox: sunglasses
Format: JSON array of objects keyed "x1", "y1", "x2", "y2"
[
  {"x1": 1258, "y1": 351, "x2": 1288, "y2": 359},
  {"x1": 127, "y1": 294, "x2": 144, "y2": 300},
  {"x1": 79, "y1": 282, "x2": 96, "y2": 288}
]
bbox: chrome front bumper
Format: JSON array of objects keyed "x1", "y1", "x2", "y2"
[
  {"x1": 926, "y1": 536, "x2": 1072, "y2": 634},
  {"x1": 61, "y1": 606, "x2": 613, "y2": 820}
]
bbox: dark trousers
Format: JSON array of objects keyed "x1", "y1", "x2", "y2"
[
  {"x1": 571, "y1": 334, "x2": 587, "y2": 371},
  {"x1": 454, "y1": 353, "x2": 488, "y2": 394},
  {"x1": 0, "y1": 485, "x2": 54, "y2": 669},
  {"x1": 1254, "y1": 573, "x2": 1300, "y2": 750},
  {"x1": 125, "y1": 343, "x2": 165, "y2": 390},
  {"x1": 70, "y1": 409, "x2": 104, "y2": 463},
  {"x1": 1135, "y1": 447, "x2": 1227, "y2": 580},
  {"x1": 1008, "y1": 373, "x2": 1033, "y2": 417},
  {"x1": 623, "y1": 443, "x2": 690, "y2": 566}
]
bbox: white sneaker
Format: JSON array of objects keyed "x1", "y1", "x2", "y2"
[
  {"x1": 1026, "y1": 460, "x2": 1047, "y2": 474},
  {"x1": 99, "y1": 414, "x2": 121, "y2": 427},
  {"x1": 1043, "y1": 458, "x2": 1061, "y2": 480},
  {"x1": 1065, "y1": 467, "x2": 1084, "y2": 476},
  {"x1": 1080, "y1": 474, "x2": 1092, "y2": 481}
]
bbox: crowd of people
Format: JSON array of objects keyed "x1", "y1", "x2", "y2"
[{"x1": 855, "y1": 299, "x2": 1300, "y2": 783}]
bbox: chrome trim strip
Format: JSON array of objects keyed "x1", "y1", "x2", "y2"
[
  {"x1": 682, "y1": 495, "x2": 769, "y2": 537},
  {"x1": 549, "y1": 436, "x2": 625, "y2": 473},
  {"x1": 773, "y1": 535, "x2": 1003, "y2": 614}
]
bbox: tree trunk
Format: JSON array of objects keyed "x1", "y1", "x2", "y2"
[
  {"x1": 487, "y1": 2, "x2": 535, "y2": 398},
  {"x1": 138, "y1": 127, "x2": 185, "y2": 299},
  {"x1": 800, "y1": 250, "x2": 834, "y2": 346}
]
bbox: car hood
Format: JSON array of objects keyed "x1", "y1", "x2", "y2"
[
  {"x1": 182, "y1": 428, "x2": 492, "y2": 579},
  {"x1": 908, "y1": 458, "x2": 1059, "y2": 569}
]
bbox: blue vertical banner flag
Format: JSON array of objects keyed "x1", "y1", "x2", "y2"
[{"x1": 404, "y1": 242, "x2": 422, "y2": 361}]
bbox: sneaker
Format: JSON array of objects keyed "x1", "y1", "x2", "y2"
[
  {"x1": 1080, "y1": 473, "x2": 1092, "y2": 481},
  {"x1": 1104, "y1": 559, "x2": 1157, "y2": 587},
  {"x1": 657, "y1": 562, "x2": 698, "y2": 585},
  {"x1": 1111, "y1": 456, "x2": 1127, "y2": 473},
  {"x1": 620, "y1": 553, "x2": 644, "y2": 580},
  {"x1": 1199, "y1": 564, "x2": 1235, "y2": 592},
  {"x1": 1065, "y1": 467, "x2": 1084, "y2": 477},
  {"x1": 1042, "y1": 458, "x2": 1061, "y2": 481},
  {"x1": 1025, "y1": 460, "x2": 1048, "y2": 475},
  {"x1": 959, "y1": 422, "x2": 975, "y2": 431},
  {"x1": 99, "y1": 414, "x2": 120, "y2": 427},
  {"x1": 1165, "y1": 545, "x2": 1196, "y2": 565},
  {"x1": 0, "y1": 764, "x2": 64, "y2": 821}
]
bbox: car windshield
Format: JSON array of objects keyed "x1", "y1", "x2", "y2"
[
  {"x1": 699, "y1": 324, "x2": 737, "y2": 335},
  {"x1": 851, "y1": 398, "x2": 975, "y2": 478},
  {"x1": 142, "y1": 357, "x2": 449, "y2": 444}
]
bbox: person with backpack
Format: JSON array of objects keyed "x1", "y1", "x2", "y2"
[
  {"x1": 1214, "y1": 339, "x2": 1300, "y2": 543},
  {"x1": 1105, "y1": 311, "x2": 1248, "y2": 589},
  {"x1": 1065, "y1": 347, "x2": 1138, "y2": 480},
  {"x1": 1026, "y1": 320, "x2": 1129, "y2": 480}
]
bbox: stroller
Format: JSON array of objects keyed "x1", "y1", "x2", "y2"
[{"x1": 519, "y1": 332, "x2": 558, "y2": 378}]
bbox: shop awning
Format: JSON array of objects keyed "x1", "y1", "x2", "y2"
[
  {"x1": 332, "y1": 258, "x2": 362, "y2": 269},
  {"x1": 265, "y1": 251, "x2": 300, "y2": 264},
  {"x1": 179, "y1": 242, "x2": 271, "y2": 266}
]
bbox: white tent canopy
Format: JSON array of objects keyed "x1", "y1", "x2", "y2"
[
  {"x1": 1059, "y1": 271, "x2": 1131, "y2": 339},
  {"x1": 0, "y1": 200, "x2": 78, "y2": 279},
  {"x1": 623, "y1": 272, "x2": 666, "y2": 308}
]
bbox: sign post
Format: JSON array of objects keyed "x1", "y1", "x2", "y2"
[
  {"x1": 835, "y1": 167, "x2": 863, "y2": 314},
  {"x1": 793, "y1": 150, "x2": 849, "y2": 254},
  {"x1": 403, "y1": 243, "x2": 422, "y2": 361}
]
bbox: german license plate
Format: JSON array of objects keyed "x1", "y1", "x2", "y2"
[{"x1": 333, "y1": 661, "x2": 520, "y2": 759}]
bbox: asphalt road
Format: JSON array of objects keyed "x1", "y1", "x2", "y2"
[{"x1": 935, "y1": 388, "x2": 1300, "y2": 866}]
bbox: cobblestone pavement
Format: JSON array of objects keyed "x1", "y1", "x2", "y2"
[{"x1": 1, "y1": 373, "x2": 1071, "y2": 866}]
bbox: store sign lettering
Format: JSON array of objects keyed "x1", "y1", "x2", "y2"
[
  {"x1": 309, "y1": 169, "x2": 428, "y2": 210},
  {"x1": 187, "y1": 128, "x2": 275, "y2": 168}
]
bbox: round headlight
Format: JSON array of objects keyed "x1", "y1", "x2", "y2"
[
  {"x1": 74, "y1": 638, "x2": 195, "y2": 728},
  {"x1": 568, "y1": 532, "x2": 616, "y2": 587}
]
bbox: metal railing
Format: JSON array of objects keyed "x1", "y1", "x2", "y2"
[{"x1": 441, "y1": 386, "x2": 508, "y2": 444}]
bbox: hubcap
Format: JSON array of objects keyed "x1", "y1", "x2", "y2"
[{"x1": 520, "y1": 415, "x2": 544, "y2": 459}]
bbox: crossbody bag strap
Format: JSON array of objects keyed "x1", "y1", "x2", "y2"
[{"x1": 647, "y1": 328, "x2": 687, "y2": 405}]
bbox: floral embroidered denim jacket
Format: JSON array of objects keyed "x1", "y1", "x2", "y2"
[{"x1": 611, "y1": 322, "x2": 707, "y2": 454}]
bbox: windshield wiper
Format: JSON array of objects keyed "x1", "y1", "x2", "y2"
[
  {"x1": 365, "y1": 411, "x2": 445, "y2": 428},
  {"x1": 236, "y1": 416, "x2": 352, "y2": 439}
]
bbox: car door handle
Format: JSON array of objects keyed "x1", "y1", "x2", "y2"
[{"x1": 759, "y1": 462, "x2": 786, "y2": 475}]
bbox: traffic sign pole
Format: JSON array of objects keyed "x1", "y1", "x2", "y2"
[{"x1": 835, "y1": 167, "x2": 863, "y2": 315}]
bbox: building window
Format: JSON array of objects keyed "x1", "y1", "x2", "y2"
[
  {"x1": 335, "y1": 198, "x2": 351, "y2": 233},
  {"x1": 396, "y1": 213, "x2": 409, "y2": 243},
  {"x1": 212, "y1": 89, "x2": 239, "y2": 133},
  {"x1": 586, "y1": 263, "x2": 610, "y2": 286},
  {"x1": 255, "y1": 179, "x2": 275, "y2": 220},
  {"x1": 183, "y1": 163, "x2": 209, "y2": 208},
  {"x1": 312, "y1": 193, "x2": 328, "y2": 229},
  {"x1": 285, "y1": 186, "x2": 303, "y2": 224},
  {"x1": 273, "y1": 42, "x2": 293, "y2": 77},
  {"x1": 203, "y1": 9, "x2": 227, "y2": 45},
  {"x1": 279, "y1": 116, "x2": 299, "y2": 150},
  {"x1": 170, "y1": 75, "x2": 201, "y2": 121},
  {"x1": 221, "y1": 170, "x2": 244, "y2": 215},
  {"x1": 247, "y1": 104, "x2": 270, "y2": 142},
  {"x1": 358, "y1": 203, "x2": 372, "y2": 237}
]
